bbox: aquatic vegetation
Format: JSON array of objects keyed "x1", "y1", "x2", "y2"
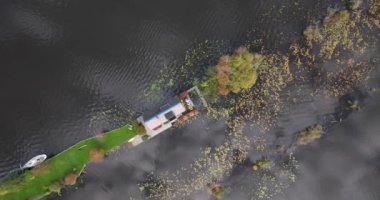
[
  {"x1": 139, "y1": 4, "x2": 378, "y2": 195},
  {"x1": 346, "y1": 0, "x2": 362, "y2": 10},
  {"x1": 142, "y1": 40, "x2": 229, "y2": 99},
  {"x1": 303, "y1": 4, "x2": 379, "y2": 62},
  {"x1": 295, "y1": 5, "x2": 379, "y2": 97},
  {"x1": 233, "y1": 54, "x2": 291, "y2": 131},
  {"x1": 252, "y1": 159, "x2": 272, "y2": 171},
  {"x1": 323, "y1": 59, "x2": 373, "y2": 96},
  {"x1": 304, "y1": 9, "x2": 352, "y2": 59},
  {"x1": 254, "y1": 174, "x2": 287, "y2": 200},
  {"x1": 139, "y1": 35, "x2": 293, "y2": 200},
  {"x1": 297, "y1": 124, "x2": 323, "y2": 145},
  {"x1": 207, "y1": 183, "x2": 226, "y2": 199},
  {"x1": 369, "y1": 0, "x2": 380, "y2": 16},
  {"x1": 139, "y1": 129, "x2": 251, "y2": 199},
  {"x1": 348, "y1": 100, "x2": 360, "y2": 110},
  {"x1": 0, "y1": 124, "x2": 138, "y2": 200}
]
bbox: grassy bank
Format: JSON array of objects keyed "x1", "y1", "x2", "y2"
[{"x1": 0, "y1": 124, "x2": 138, "y2": 200}]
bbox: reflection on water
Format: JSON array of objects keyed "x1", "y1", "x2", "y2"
[
  {"x1": 0, "y1": 0, "x2": 379, "y2": 199},
  {"x1": 283, "y1": 92, "x2": 380, "y2": 200}
]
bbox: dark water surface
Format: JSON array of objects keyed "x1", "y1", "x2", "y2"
[{"x1": 1, "y1": 0, "x2": 379, "y2": 200}]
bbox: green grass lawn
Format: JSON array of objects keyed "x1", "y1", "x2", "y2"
[{"x1": 0, "y1": 124, "x2": 138, "y2": 200}]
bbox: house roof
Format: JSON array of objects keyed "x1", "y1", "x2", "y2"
[
  {"x1": 144, "y1": 117, "x2": 162, "y2": 130},
  {"x1": 144, "y1": 101, "x2": 185, "y2": 123}
]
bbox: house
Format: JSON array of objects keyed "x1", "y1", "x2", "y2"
[
  {"x1": 138, "y1": 100, "x2": 187, "y2": 137},
  {"x1": 135, "y1": 86, "x2": 207, "y2": 139}
]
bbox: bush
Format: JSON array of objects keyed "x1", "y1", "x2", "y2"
[
  {"x1": 89, "y1": 148, "x2": 105, "y2": 163},
  {"x1": 64, "y1": 174, "x2": 78, "y2": 186},
  {"x1": 48, "y1": 182, "x2": 63, "y2": 194},
  {"x1": 141, "y1": 134, "x2": 150, "y2": 141},
  {"x1": 132, "y1": 120, "x2": 147, "y2": 135}
]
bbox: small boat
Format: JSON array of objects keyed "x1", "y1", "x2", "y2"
[{"x1": 22, "y1": 154, "x2": 47, "y2": 169}]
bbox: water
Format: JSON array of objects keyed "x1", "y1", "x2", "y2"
[{"x1": 1, "y1": 0, "x2": 379, "y2": 199}]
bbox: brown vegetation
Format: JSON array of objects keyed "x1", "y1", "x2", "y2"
[
  {"x1": 28, "y1": 196, "x2": 42, "y2": 200},
  {"x1": 175, "y1": 110, "x2": 200, "y2": 126},
  {"x1": 89, "y1": 148, "x2": 105, "y2": 163},
  {"x1": 30, "y1": 164, "x2": 50, "y2": 176},
  {"x1": 64, "y1": 173, "x2": 78, "y2": 186}
]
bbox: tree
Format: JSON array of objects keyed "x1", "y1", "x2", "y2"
[{"x1": 201, "y1": 47, "x2": 260, "y2": 100}]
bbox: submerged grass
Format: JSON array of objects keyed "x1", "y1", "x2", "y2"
[{"x1": 0, "y1": 124, "x2": 138, "y2": 200}]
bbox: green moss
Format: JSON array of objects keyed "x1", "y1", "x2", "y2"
[{"x1": 0, "y1": 124, "x2": 138, "y2": 200}]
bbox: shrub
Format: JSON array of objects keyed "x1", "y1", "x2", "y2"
[
  {"x1": 141, "y1": 134, "x2": 150, "y2": 141},
  {"x1": 89, "y1": 148, "x2": 105, "y2": 163},
  {"x1": 64, "y1": 174, "x2": 78, "y2": 186},
  {"x1": 48, "y1": 182, "x2": 63, "y2": 194},
  {"x1": 132, "y1": 120, "x2": 147, "y2": 135}
]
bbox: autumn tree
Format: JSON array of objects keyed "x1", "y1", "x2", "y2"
[{"x1": 201, "y1": 47, "x2": 261, "y2": 100}]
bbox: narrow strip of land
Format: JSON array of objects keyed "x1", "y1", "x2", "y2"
[{"x1": 0, "y1": 124, "x2": 138, "y2": 200}]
